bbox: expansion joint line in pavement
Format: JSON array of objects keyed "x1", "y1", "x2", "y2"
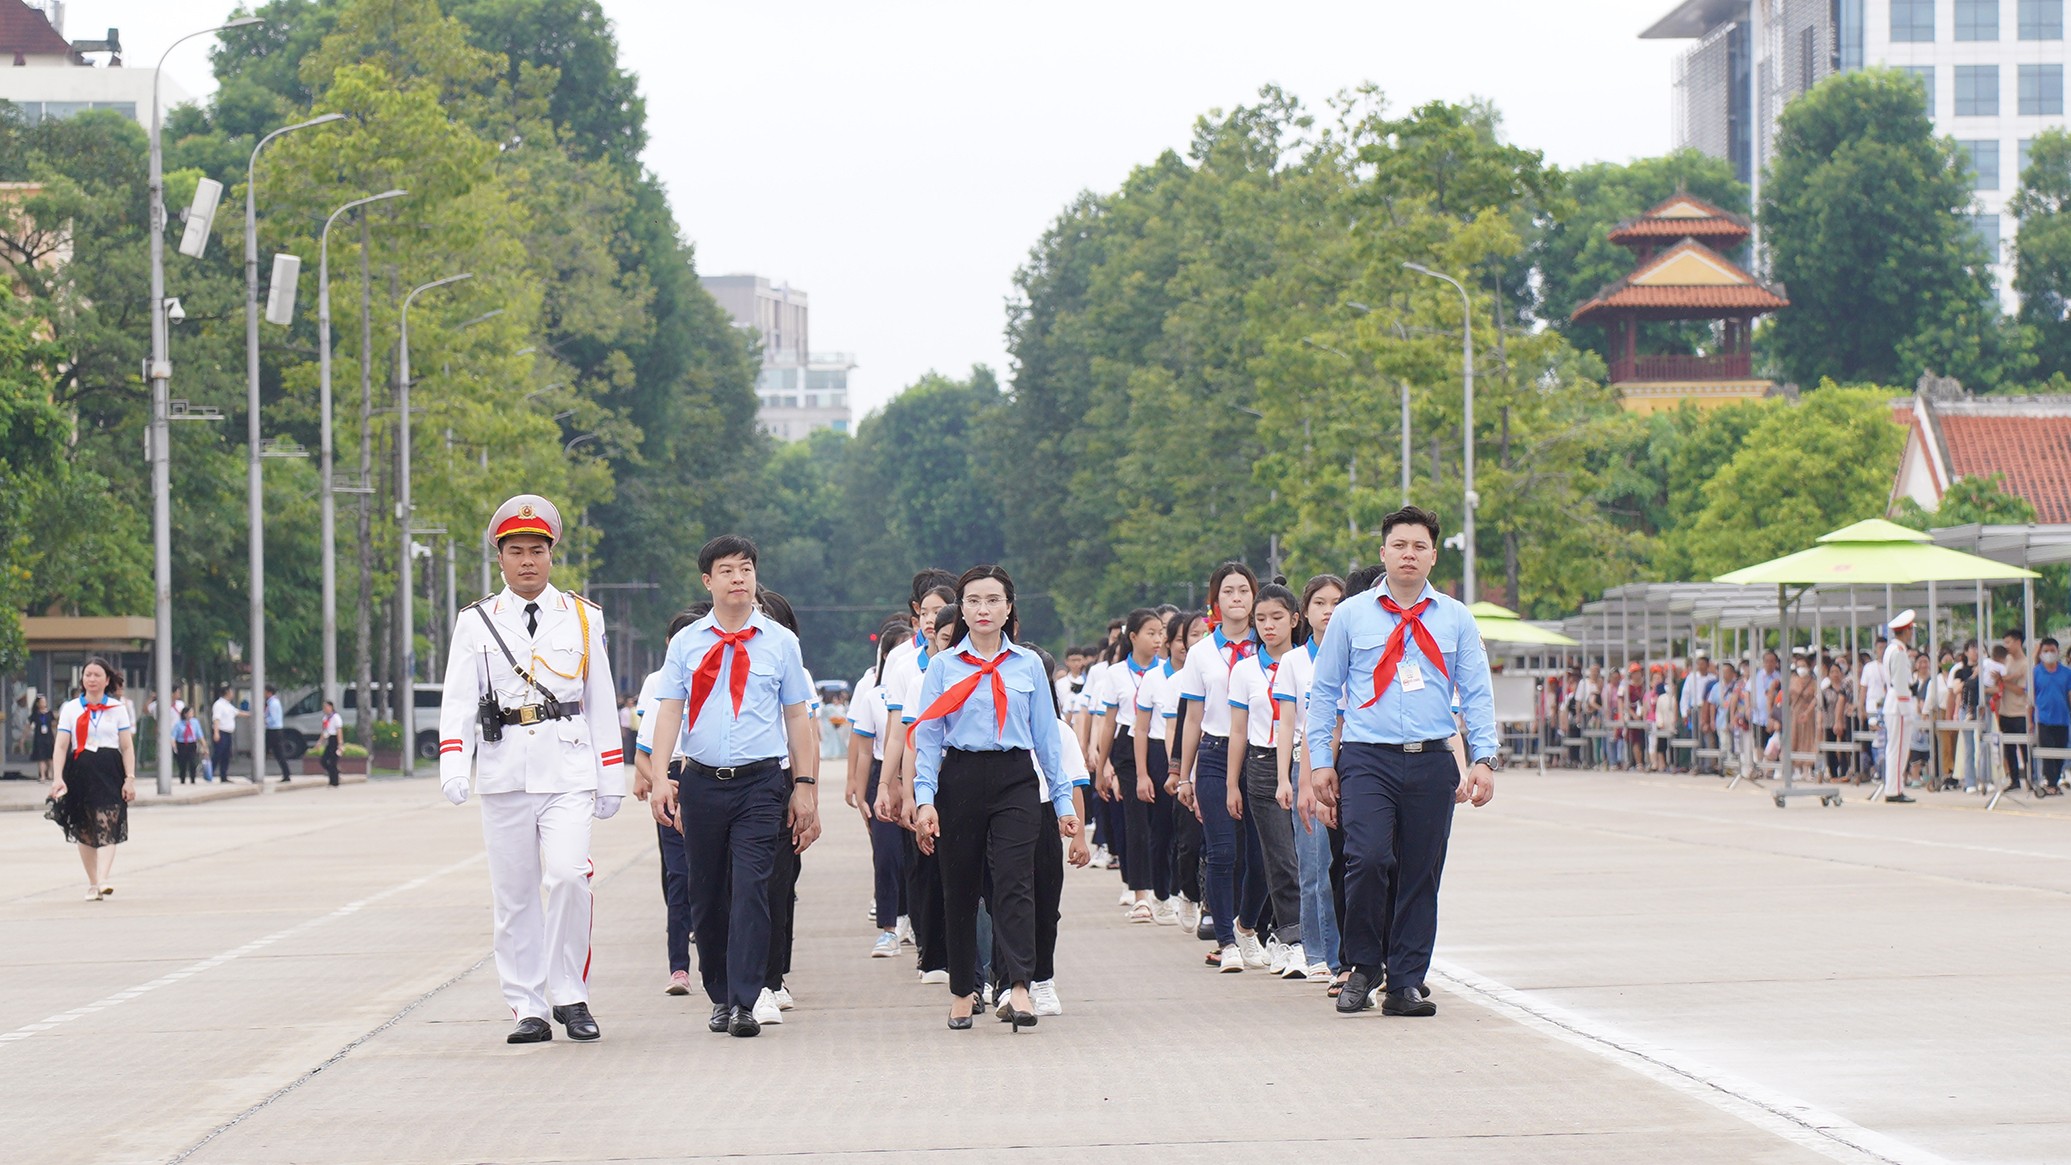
[
  {"x1": 165, "y1": 842, "x2": 655, "y2": 1165},
  {"x1": 1431, "y1": 960, "x2": 1953, "y2": 1165},
  {"x1": 0, "y1": 852, "x2": 487, "y2": 1051}
]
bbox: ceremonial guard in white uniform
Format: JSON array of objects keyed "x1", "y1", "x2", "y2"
[
  {"x1": 438, "y1": 495, "x2": 626, "y2": 1044},
  {"x1": 1881, "y1": 610, "x2": 1919, "y2": 804}
]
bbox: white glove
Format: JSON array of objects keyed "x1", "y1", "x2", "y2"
[
  {"x1": 594, "y1": 795, "x2": 622, "y2": 820},
  {"x1": 442, "y1": 778, "x2": 470, "y2": 806}
]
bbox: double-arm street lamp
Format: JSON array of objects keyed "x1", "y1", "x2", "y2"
[
  {"x1": 397, "y1": 273, "x2": 474, "y2": 778},
  {"x1": 1402, "y1": 262, "x2": 1477, "y2": 605},
  {"x1": 146, "y1": 16, "x2": 262, "y2": 795},
  {"x1": 318, "y1": 190, "x2": 408, "y2": 712}
]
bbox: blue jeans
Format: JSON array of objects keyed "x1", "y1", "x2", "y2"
[
  {"x1": 1293, "y1": 772, "x2": 1340, "y2": 970},
  {"x1": 1194, "y1": 733, "x2": 1238, "y2": 947}
]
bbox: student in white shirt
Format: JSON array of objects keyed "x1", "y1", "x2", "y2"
[
  {"x1": 209, "y1": 683, "x2": 246, "y2": 784},
  {"x1": 1288, "y1": 573, "x2": 1345, "y2": 980},
  {"x1": 1225, "y1": 581, "x2": 1309, "y2": 977},
  {"x1": 1092, "y1": 609, "x2": 1169, "y2": 920},
  {"x1": 1175, "y1": 562, "x2": 1261, "y2": 972},
  {"x1": 849, "y1": 617, "x2": 912, "y2": 960},
  {"x1": 1131, "y1": 617, "x2": 1186, "y2": 925},
  {"x1": 49, "y1": 657, "x2": 136, "y2": 899},
  {"x1": 632, "y1": 606, "x2": 706, "y2": 997},
  {"x1": 318, "y1": 699, "x2": 345, "y2": 786},
  {"x1": 1024, "y1": 645, "x2": 1094, "y2": 1017}
]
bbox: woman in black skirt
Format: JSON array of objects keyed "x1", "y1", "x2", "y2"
[
  {"x1": 29, "y1": 695, "x2": 56, "y2": 783},
  {"x1": 49, "y1": 658, "x2": 135, "y2": 899}
]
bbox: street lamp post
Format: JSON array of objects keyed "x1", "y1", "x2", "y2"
[
  {"x1": 397, "y1": 273, "x2": 473, "y2": 778},
  {"x1": 148, "y1": 16, "x2": 262, "y2": 795},
  {"x1": 243, "y1": 110, "x2": 343, "y2": 788},
  {"x1": 1403, "y1": 262, "x2": 1477, "y2": 605},
  {"x1": 319, "y1": 190, "x2": 407, "y2": 714}
]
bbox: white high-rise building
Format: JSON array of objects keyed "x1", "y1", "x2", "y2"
[
  {"x1": 1647, "y1": 0, "x2": 2070, "y2": 300},
  {"x1": 699, "y1": 273, "x2": 855, "y2": 442}
]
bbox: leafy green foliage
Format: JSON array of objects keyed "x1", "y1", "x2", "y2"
[
  {"x1": 1892, "y1": 471, "x2": 2038, "y2": 528},
  {"x1": 2013, "y1": 129, "x2": 2071, "y2": 378}
]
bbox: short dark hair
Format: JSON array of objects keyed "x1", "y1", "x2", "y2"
[
  {"x1": 2005, "y1": 628, "x2": 2025, "y2": 642},
  {"x1": 1345, "y1": 565, "x2": 1385, "y2": 596},
  {"x1": 666, "y1": 608, "x2": 703, "y2": 639},
  {"x1": 933, "y1": 603, "x2": 960, "y2": 632},
  {"x1": 909, "y1": 569, "x2": 957, "y2": 613},
  {"x1": 1380, "y1": 505, "x2": 1441, "y2": 544},
  {"x1": 698, "y1": 534, "x2": 758, "y2": 574},
  {"x1": 2043, "y1": 637, "x2": 2060, "y2": 649},
  {"x1": 757, "y1": 587, "x2": 800, "y2": 635}
]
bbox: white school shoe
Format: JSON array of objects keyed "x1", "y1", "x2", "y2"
[
  {"x1": 1180, "y1": 902, "x2": 1202, "y2": 932},
  {"x1": 1031, "y1": 979, "x2": 1063, "y2": 1016},
  {"x1": 896, "y1": 915, "x2": 915, "y2": 946},
  {"x1": 1117, "y1": 888, "x2": 1133, "y2": 908},
  {"x1": 1218, "y1": 944, "x2": 1244, "y2": 973},
  {"x1": 753, "y1": 988, "x2": 784, "y2": 1025},
  {"x1": 1279, "y1": 943, "x2": 1309, "y2": 978},
  {"x1": 919, "y1": 969, "x2": 950, "y2": 985},
  {"x1": 772, "y1": 987, "x2": 795, "y2": 1011},
  {"x1": 1151, "y1": 900, "x2": 1180, "y2": 926},
  {"x1": 1236, "y1": 932, "x2": 1269, "y2": 969},
  {"x1": 1304, "y1": 961, "x2": 1331, "y2": 981},
  {"x1": 85, "y1": 885, "x2": 102, "y2": 901},
  {"x1": 1266, "y1": 940, "x2": 1289, "y2": 975},
  {"x1": 871, "y1": 932, "x2": 899, "y2": 958}
]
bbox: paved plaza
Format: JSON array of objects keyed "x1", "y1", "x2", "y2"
[{"x1": 0, "y1": 769, "x2": 2064, "y2": 1164}]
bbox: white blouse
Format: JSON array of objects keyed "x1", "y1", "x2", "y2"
[{"x1": 58, "y1": 695, "x2": 134, "y2": 752}]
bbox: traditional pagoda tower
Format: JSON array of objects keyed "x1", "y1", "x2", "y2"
[{"x1": 1571, "y1": 193, "x2": 1788, "y2": 415}]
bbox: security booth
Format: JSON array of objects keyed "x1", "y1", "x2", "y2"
[{"x1": 2, "y1": 616, "x2": 155, "y2": 779}]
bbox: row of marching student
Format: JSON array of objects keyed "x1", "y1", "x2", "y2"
[{"x1": 436, "y1": 490, "x2": 1495, "y2": 1046}]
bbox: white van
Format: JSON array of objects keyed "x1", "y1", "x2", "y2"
[{"x1": 281, "y1": 683, "x2": 446, "y2": 761}]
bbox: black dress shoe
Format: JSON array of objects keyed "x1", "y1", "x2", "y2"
[
  {"x1": 506, "y1": 1016, "x2": 553, "y2": 1044},
  {"x1": 1381, "y1": 987, "x2": 1437, "y2": 1017},
  {"x1": 1886, "y1": 793, "x2": 1917, "y2": 803},
  {"x1": 552, "y1": 1002, "x2": 601, "y2": 1041},
  {"x1": 708, "y1": 1004, "x2": 731, "y2": 1033},
  {"x1": 946, "y1": 1014, "x2": 974, "y2": 1031},
  {"x1": 728, "y1": 1006, "x2": 761, "y2": 1037},
  {"x1": 1336, "y1": 966, "x2": 1379, "y2": 1014}
]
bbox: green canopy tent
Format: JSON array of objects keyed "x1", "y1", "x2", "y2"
[
  {"x1": 1469, "y1": 601, "x2": 1580, "y2": 647},
  {"x1": 1714, "y1": 518, "x2": 2038, "y2": 807}
]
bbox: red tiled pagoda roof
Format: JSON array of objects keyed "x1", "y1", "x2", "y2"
[
  {"x1": 1571, "y1": 239, "x2": 1787, "y2": 324},
  {"x1": 1606, "y1": 192, "x2": 1752, "y2": 249},
  {"x1": 1937, "y1": 413, "x2": 2071, "y2": 524}
]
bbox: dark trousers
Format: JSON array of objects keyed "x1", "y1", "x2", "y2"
[
  {"x1": 1241, "y1": 745, "x2": 1303, "y2": 945},
  {"x1": 657, "y1": 816, "x2": 691, "y2": 974},
  {"x1": 679, "y1": 762, "x2": 788, "y2": 1009},
  {"x1": 265, "y1": 728, "x2": 292, "y2": 781},
  {"x1": 1099, "y1": 778, "x2": 1128, "y2": 875},
  {"x1": 322, "y1": 737, "x2": 340, "y2": 785},
  {"x1": 935, "y1": 749, "x2": 1042, "y2": 998},
  {"x1": 2041, "y1": 721, "x2": 2068, "y2": 788},
  {"x1": 2001, "y1": 714, "x2": 2029, "y2": 785},
  {"x1": 1193, "y1": 733, "x2": 1238, "y2": 947},
  {"x1": 903, "y1": 831, "x2": 947, "y2": 973},
  {"x1": 1171, "y1": 793, "x2": 1203, "y2": 906},
  {"x1": 1338, "y1": 742, "x2": 1458, "y2": 991},
  {"x1": 1124, "y1": 738, "x2": 1175, "y2": 897},
  {"x1": 1031, "y1": 805, "x2": 1064, "y2": 982},
  {"x1": 174, "y1": 741, "x2": 199, "y2": 784},
  {"x1": 212, "y1": 730, "x2": 236, "y2": 782},
  {"x1": 864, "y1": 762, "x2": 906, "y2": 929},
  {"x1": 765, "y1": 844, "x2": 800, "y2": 992},
  {"x1": 1328, "y1": 820, "x2": 1348, "y2": 968}
]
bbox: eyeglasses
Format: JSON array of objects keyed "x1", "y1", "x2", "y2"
[{"x1": 961, "y1": 595, "x2": 1009, "y2": 610}]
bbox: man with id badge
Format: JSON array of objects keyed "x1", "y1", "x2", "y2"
[
  {"x1": 437, "y1": 495, "x2": 625, "y2": 1045},
  {"x1": 1301, "y1": 505, "x2": 1498, "y2": 1018}
]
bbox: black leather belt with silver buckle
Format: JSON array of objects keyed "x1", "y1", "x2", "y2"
[
  {"x1": 497, "y1": 703, "x2": 580, "y2": 726},
  {"x1": 684, "y1": 757, "x2": 784, "y2": 782},
  {"x1": 1375, "y1": 737, "x2": 1456, "y2": 754}
]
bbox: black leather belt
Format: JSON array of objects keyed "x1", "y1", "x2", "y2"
[
  {"x1": 683, "y1": 757, "x2": 784, "y2": 782},
  {"x1": 1373, "y1": 737, "x2": 1456, "y2": 754},
  {"x1": 496, "y1": 703, "x2": 580, "y2": 726}
]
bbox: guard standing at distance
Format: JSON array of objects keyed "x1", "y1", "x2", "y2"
[
  {"x1": 1303, "y1": 505, "x2": 1498, "y2": 1018},
  {"x1": 645, "y1": 534, "x2": 822, "y2": 1039},
  {"x1": 437, "y1": 494, "x2": 625, "y2": 1045},
  {"x1": 1881, "y1": 610, "x2": 1919, "y2": 804}
]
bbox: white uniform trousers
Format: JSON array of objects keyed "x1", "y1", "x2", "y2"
[
  {"x1": 480, "y1": 790, "x2": 595, "y2": 1019},
  {"x1": 1881, "y1": 693, "x2": 1912, "y2": 796}
]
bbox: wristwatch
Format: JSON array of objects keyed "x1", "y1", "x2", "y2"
[
  {"x1": 1471, "y1": 755, "x2": 1502, "y2": 772},
  {"x1": 792, "y1": 776, "x2": 817, "y2": 786}
]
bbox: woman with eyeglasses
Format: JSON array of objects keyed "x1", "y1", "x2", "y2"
[{"x1": 908, "y1": 566, "x2": 1079, "y2": 1032}]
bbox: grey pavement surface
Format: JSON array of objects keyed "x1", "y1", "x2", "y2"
[{"x1": 0, "y1": 768, "x2": 2061, "y2": 1164}]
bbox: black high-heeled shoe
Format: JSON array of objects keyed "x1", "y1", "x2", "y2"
[
  {"x1": 948, "y1": 992, "x2": 978, "y2": 1030},
  {"x1": 1008, "y1": 1009, "x2": 1037, "y2": 1032}
]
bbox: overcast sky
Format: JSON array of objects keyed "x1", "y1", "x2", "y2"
[{"x1": 66, "y1": 0, "x2": 1690, "y2": 416}]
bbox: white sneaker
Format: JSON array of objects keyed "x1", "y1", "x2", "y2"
[
  {"x1": 1031, "y1": 979, "x2": 1063, "y2": 1016},
  {"x1": 1151, "y1": 900, "x2": 1180, "y2": 926},
  {"x1": 1218, "y1": 944, "x2": 1244, "y2": 973},
  {"x1": 1280, "y1": 943, "x2": 1308, "y2": 978},
  {"x1": 920, "y1": 969, "x2": 950, "y2": 985},
  {"x1": 896, "y1": 915, "x2": 914, "y2": 946},
  {"x1": 982, "y1": 982, "x2": 996, "y2": 1007},
  {"x1": 1267, "y1": 940, "x2": 1289, "y2": 975},
  {"x1": 871, "y1": 932, "x2": 898, "y2": 958},
  {"x1": 753, "y1": 988, "x2": 783, "y2": 1025},
  {"x1": 1236, "y1": 932, "x2": 1269, "y2": 969},
  {"x1": 1180, "y1": 901, "x2": 1201, "y2": 932},
  {"x1": 772, "y1": 987, "x2": 795, "y2": 1011},
  {"x1": 1304, "y1": 961, "x2": 1331, "y2": 980}
]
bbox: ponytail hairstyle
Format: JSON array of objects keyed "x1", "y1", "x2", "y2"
[
  {"x1": 1296, "y1": 573, "x2": 1347, "y2": 646},
  {"x1": 81, "y1": 655, "x2": 123, "y2": 698},
  {"x1": 1168, "y1": 608, "x2": 1207, "y2": 669},
  {"x1": 1123, "y1": 607, "x2": 1162, "y2": 658},
  {"x1": 1345, "y1": 564, "x2": 1385, "y2": 597},
  {"x1": 1029, "y1": 644, "x2": 1063, "y2": 722},
  {"x1": 1254, "y1": 579, "x2": 1300, "y2": 648},
  {"x1": 874, "y1": 616, "x2": 911, "y2": 675},
  {"x1": 909, "y1": 569, "x2": 957, "y2": 616},
  {"x1": 946, "y1": 564, "x2": 1019, "y2": 646},
  {"x1": 756, "y1": 587, "x2": 801, "y2": 636},
  {"x1": 1205, "y1": 560, "x2": 1259, "y2": 631}
]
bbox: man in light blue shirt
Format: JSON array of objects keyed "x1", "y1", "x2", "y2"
[
  {"x1": 262, "y1": 684, "x2": 293, "y2": 783},
  {"x1": 1303, "y1": 505, "x2": 1497, "y2": 1018},
  {"x1": 645, "y1": 535, "x2": 820, "y2": 1037}
]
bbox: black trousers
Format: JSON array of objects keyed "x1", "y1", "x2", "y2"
[
  {"x1": 864, "y1": 762, "x2": 907, "y2": 929},
  {"x1": 765, "y1": 841, "x2": 801, "y2": 992},
  {"x1": 657, "y1": 812, "x2": 692, "y2": 974},
  {"x1": 212, "y1": 730, "x2": 237, "y2": 782},
  {"x1": 1171, "y1": 791, "x2": 1203, "y2": 906},
  {"x1": 903, "y1": 830, "x2": 947, "y2": 974},
  {"x1": 1240, "y1": 745, "x2": 1303, "y2": 945},
  {"x1": 2041, "y1": 721, "x2": 2068, "y2": 788},
  {"x1": 265, "y1": 728, "x2": 292, "y2": 780},
  {"x1": 1031, "y1": 805, "x2": 1064, "y2": 982},
  {"x1": 935, "y1": 749, "x2": 1042, "y2": 998},
  {"x1": 1124, "y1": 737, "x2": 1175, "y2": 897},
  {"x1": 322, "y1": 737, "x2": 340, "y2": 785},
  {"x1": 679, "y1": 762, "x2": 788, "y2": 1009},
  {"x1": 1338, "y1": 743, "x2": 1457, "y2": 990},
  {"x1": 2001, "y1": 714, "x2": 2029, "y2": 784},
  {"x1": 174, "y1": 741, "x2": 199, "y2": 784}
]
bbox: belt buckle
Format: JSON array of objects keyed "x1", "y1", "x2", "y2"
[
  {"x1": 516, "y1": 705, "x2": 542, "y2": 726},
  {"x1": 1403, "y1": 741, "x2": 1425, "y2": 753},
  {"x1": 712, "y1": 765, "x2": 737, "y2": 781}
]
